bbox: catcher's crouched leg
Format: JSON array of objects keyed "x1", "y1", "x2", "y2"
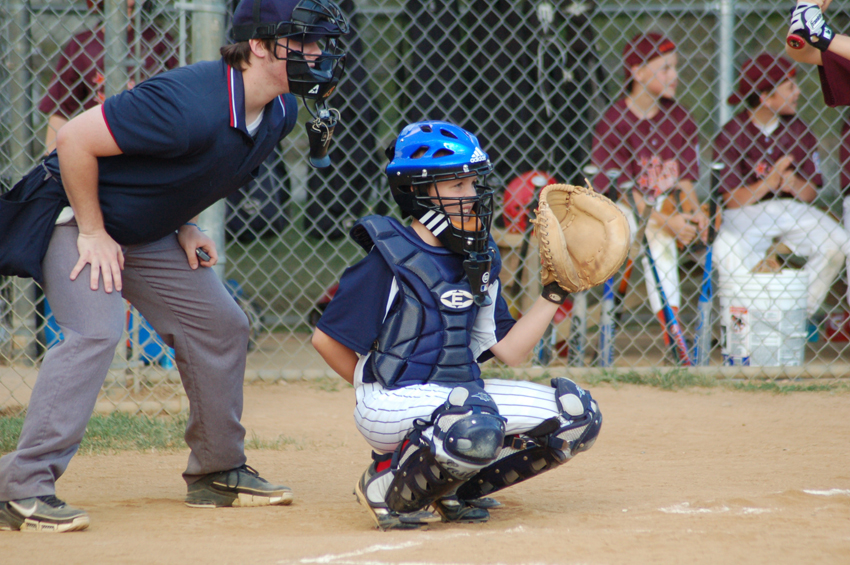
[
  {"x1": 354, "y1": 453, "x2": 442, "y2": 531},
  {"x1": 356, "y1": 386, "x2": 506, "y2": 529},
  {"x1": 456, "y1": 378, "x2": 602, "y2": 501}
]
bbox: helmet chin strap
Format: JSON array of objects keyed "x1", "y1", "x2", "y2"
[
  {"x1": 463, "y1": 252, "x2": 494, "y2": 307},
  {"x1": 420, "y1": 211, "x2": 494, "y2": 307},
  {"x1": 304, "y1": 100, "x2": 339, "y2": 168}
]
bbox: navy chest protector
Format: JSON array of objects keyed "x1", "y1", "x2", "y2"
[{"x1": 351, "y1": 216, "x2": 500, "y2": 389}]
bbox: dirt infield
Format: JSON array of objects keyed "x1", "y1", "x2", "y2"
[{"x1": 2, "y1": 379, "x2": 849, "y2": 565}]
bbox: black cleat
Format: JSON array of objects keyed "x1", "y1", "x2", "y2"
[
  {"x1": 0, "y1": 496, "x2": 90, "y2": 532},
  {"x1": 354, "y1": 464, "x2": 440, "y2": 531},
  {"x1": 431, "y1": 495, "x2": 490, "y2": 523},
  {"x1": 185, "y1": 464, "x2": 293, "y2": 508}
]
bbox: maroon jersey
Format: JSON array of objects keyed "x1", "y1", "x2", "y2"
[
  {"x1": 591, "y1": 97, "x2": 699, "y2": 199},
  {"x1": 818, "y1": 50, "x2": 850, "y2": 108},
  {"x1": 39, "y1": 27, "x2": 178, "y2": 119},
  {"x1": 713, "y1": 111, "x2": 822, "y2": 199}
]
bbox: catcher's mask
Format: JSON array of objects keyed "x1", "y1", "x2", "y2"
[
  {"x1": 386, "y1": 121, "x2": 496, "y2": 305},
  {"x1": 231, "y1": 0, "x2": 348, "y2": 101}
]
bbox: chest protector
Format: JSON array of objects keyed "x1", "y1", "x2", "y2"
[{"x1": 351, "y1": 216, "x2": 500, "y2": 389}]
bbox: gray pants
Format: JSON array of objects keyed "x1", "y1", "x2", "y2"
[{"x1": 0, "y1": 223, "x2": 249, "y2": 501}]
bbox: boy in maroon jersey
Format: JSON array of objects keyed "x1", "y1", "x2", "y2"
[
  {"x1": 713, "y1": 52, "x2": 850, "y2": 316},
  {"x1": 39, "y1": 0, "x2": 178, "y2": 153},
  {"x1": 591, "y1": 32, "x2": 708, "y2": 347},
  {"x1": 785, "y1": 0, "x2": 850, "y2": 108},
  {"x1": 785, "y1": 0, "x2": 850, "y2": 263}
]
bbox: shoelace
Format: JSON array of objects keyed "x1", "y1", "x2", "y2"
[
  {"x1": 36, "y1": 495, "x2": 66, "y2": 508},
  {"x1": 221, "y1": 464, "x2": 265, "y2": 488}
]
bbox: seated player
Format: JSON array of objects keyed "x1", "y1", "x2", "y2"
[
  {"x1": 312, "y1": 121, "x2": 610, "y2": 530},
  {"x1": 786, "y1": 0, "x2": 850, "y2": 284},
  {"x1": 591, "y1": 33, "x2": 708, "y2": 357},
  {"x1": 713, "y1": 52, "x2": 850, "y2": 316}
]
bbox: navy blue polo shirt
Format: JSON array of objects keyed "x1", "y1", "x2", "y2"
[
  {"x1": 2, "y1": 59, "x2": 298, "y2": 280},
  {"x1": 44, "y1": 59, "x2": 298, "y2": 246}
]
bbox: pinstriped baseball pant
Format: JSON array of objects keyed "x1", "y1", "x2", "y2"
[{"x1": 354, "y1": 376, "x2": 564, "y2": 454}]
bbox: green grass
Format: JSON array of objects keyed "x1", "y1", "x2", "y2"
[
  {"x1": 305, "y1": 376, "x2": 352, "y2": 393},
  {"x1": 1, "y1": 412, "x2": 189, "y2": 456},
  {"x1": 244, "y1": 431, "x2": 301, "y2": 451},
  {"x1": 583, "y1": 368, "x2": 719, "y2": 391},
  {"x1": 728, "y1": 380, "x2": 849, "y2": 393},
  {"x1": 483, "y1": 366, "x2": 850, "y2": 393}
]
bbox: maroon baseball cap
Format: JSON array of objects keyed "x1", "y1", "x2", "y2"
[
  {"x1": 727, "y1": 53, "x2": 797, "y2": 105},
  {"x1": 623, "y1": 33, "x2": 676, "y2": 79}
]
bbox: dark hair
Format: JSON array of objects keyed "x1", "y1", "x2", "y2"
[
  {"x1": 746, "y1": 91, "x2": 765, "y2": 109},
  {"x1": 220, "y1": 39, "x2": 275, "y2": 71}
]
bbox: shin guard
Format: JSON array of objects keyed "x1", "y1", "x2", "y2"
[{"x1": 457, "y1": 378, "x2": 602, "y2": 500}]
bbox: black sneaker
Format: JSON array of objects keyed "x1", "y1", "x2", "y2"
[
  {"x1": 0, "y1": 496, "x2": 90, "y2": 532},
  {"x1": 463, "y1": 496, "x2": 502, "y2": 510},
  {"x1": 354, "y1": 463, "x2": 440, "y2": 531},
  {"x1": 431, "y1": 495, "x2": 490, "y2": 523},
  {"x1": 185, "y1": 464, "x2": 293, "y2": 508}
]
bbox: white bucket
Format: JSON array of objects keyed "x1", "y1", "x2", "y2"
[{"x1": 718, "y1": 270, "x2": 808, "y2": 366}]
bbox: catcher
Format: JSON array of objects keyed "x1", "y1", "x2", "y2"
[{"x1": 312, "y1": 120, "x2": 628, "y2": 530}]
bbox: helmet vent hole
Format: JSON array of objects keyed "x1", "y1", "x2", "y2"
[
  {"x1": 433, "y1": 149, "x2": 454, "y2": 158},
  {"x1": 420, "y1": 125, "x2": 432, "y2": 133},
  {"x1": 411, "y1": 146, "x2": 429, "y2": 159},
  {"x1": 439, "y1": 128, "x2": 459, "y2": 139}
]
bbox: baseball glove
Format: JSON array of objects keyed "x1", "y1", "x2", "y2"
[{"x1": 533, "y1": 182, "x2": 630, "y2": 302}]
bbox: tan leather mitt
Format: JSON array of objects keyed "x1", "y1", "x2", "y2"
[{"x1": 533, "y1": 182, "x2": 630, "y2": 295}]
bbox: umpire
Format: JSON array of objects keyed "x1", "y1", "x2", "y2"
[{"x1": 0, "y1": 0, "x2": 348, "y2": 532}]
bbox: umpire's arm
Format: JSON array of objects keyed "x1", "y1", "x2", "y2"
[{"x1": 55, "y1": 105, "x2": 124, "y2": 293}]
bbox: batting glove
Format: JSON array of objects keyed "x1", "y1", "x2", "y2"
[{"x1": 788, "y1": 2, "x2": 835, "y2": 51}]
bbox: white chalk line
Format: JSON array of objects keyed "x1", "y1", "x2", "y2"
[
  {"x1": 277, "y1": 527, "x2": 556, "y2": 565},
  {"x1": 658, "y1": 502, "x2": 772, "y2": 516},
  {"x1": 290, "y1": 542, "x2": 424, "y2": 564},
  {"x1": 803, "y1": 489, "x2": 850, "y2": 497}
]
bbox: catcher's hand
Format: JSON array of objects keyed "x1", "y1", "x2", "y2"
[{"x1": 533, "y1": 182, "x2": 630, "y2": 303}]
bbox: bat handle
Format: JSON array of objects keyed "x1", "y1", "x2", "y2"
[{"x1": 787, "y1": 34, "x2": 806, "y2": 50}]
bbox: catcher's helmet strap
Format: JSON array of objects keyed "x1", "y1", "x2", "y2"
[{"x1": 463, "y1": 252, "x2": 493, "y2": 307}]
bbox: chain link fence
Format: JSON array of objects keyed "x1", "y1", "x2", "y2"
[{"x1": 2, "y1": 0, "x2": 850, "y2": 416}]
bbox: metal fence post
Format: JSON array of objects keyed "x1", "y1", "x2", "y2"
[
  {"x1": 103, "y1": 0, "x2": 130, "y2": 98},
  {"x1": 192, "y1": 1, "x2": 228, "y2": 279},
  {"x1": 4, "y1": 0, "x2": 38, "y2": 364},
  {"x1": 718, "y1": 0, "x2": 736, "y2": 127}
]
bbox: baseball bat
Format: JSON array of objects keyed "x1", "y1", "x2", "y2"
[
  {"x1": 613, "y1": 179, "x2": 652, "y2": 316},
  {"x1": 693, "y1": 162, "x2": 725, "y2": 366},
  {"x1": 625, "y1": 189, "x2": 692, "y2": 366},
  {"x1": 593, "y1": 167, "x2": 624, "y2": 367},
  {"x1": 584, "y1": 166, "x2": 647, "y2": 367},
  {"x1": 510, "y1": 174, "x2": 549, "y2": 299},
  {"x1": 523, "y1": 175, "x2": 556, "y2": 365},
  {"x1": 567, "y1": 290, "x2": 587, "y2": 367},
  {"x1": 786, "y1": 35, "x2": 806, "y2": 50},
  {"x1": 567, "y1": 169, "x2": 589, "y2": 367}
]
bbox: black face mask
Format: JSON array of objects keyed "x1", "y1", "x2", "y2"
[
  {"x1": 415, "y1": 186, "x2": 496, "y2": 306},
  {"x1": 274, "y1": 40, "x2": 346, "y2": 101},
  {"x1": 232, "y1": 0, "x2": 348, "y2": 101}
]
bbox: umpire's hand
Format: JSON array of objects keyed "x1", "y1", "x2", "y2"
[
  {"x1": 71, "y1": 229, "x2": 125, "y2": 293},
  {"x1": 178, "y1": 224, "x2": 217, "y2": 269}
]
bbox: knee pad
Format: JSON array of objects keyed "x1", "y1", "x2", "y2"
[
  {"x1": 550, "y1": 377, "x2": 602, "y2": 456},
  {"x1": 456, "y1": 378, "x2": 602, "y2": 500},
  {"x1": 385, "y1": 385, "x2": 506, "y2": 513}
]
